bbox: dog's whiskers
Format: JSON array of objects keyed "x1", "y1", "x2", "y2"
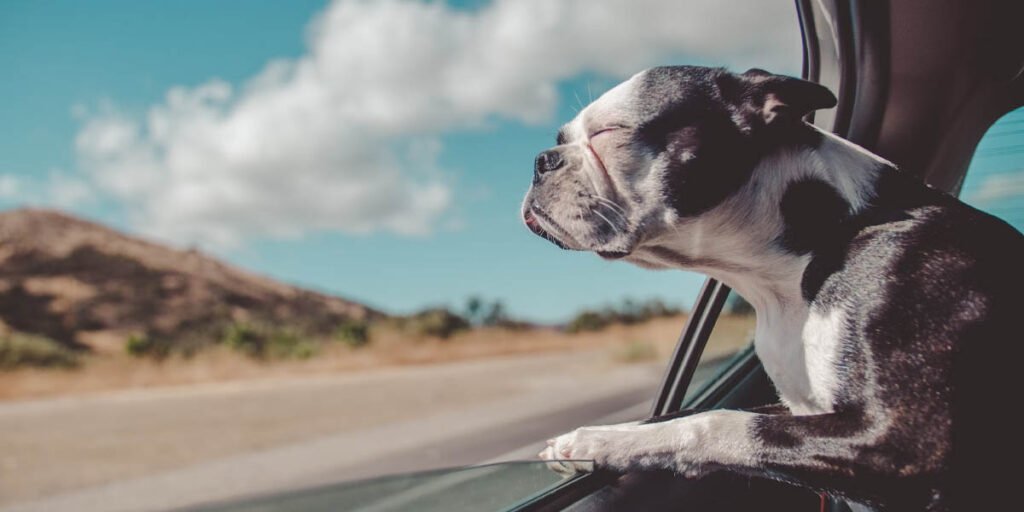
[
  {"x1": 595, "y1": 203, "x2": 628, "y2": 227},
  {"x1": 590, "y1": 207, "x2": 620, "y2": 234},
  {"x1": 589, "y1": 194, "x2": 628, "y2": 218}
]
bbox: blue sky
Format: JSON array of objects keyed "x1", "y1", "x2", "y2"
[
  {"x1": 961, "y1": 109, "x2": 1024, "y2": 229},
  {"x1": 0, "y1": 0, "x2": 1018, "y2": 323}
]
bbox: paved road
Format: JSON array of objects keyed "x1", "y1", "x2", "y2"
[{"x1": 1, "y1": 350, "x2": 677, "y2": 512}]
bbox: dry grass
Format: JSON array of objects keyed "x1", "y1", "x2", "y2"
[{"x1": 0, "y1": 314, "x2": 757, "y2": 401}]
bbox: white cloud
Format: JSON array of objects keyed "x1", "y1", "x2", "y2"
[
  {"x1": 0, "y1": 175, "x2": 19, "y2": 198},
  {"x1": 71, "y1": 0, "x2": 800, "y2": 248},
  {"x1": 964, "y1": 170, "x2": 1024, "y2": 205},
  {"x1": 47, "y1": 172, "x2": 95, "y2": 207},
  {"x1": 0, "y1": 170, "x2": 96, "y2": 207}
]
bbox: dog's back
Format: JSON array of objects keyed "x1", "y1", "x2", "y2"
[{"x1": 812, "y1": 168, "x2": 1024, "y2": 508}]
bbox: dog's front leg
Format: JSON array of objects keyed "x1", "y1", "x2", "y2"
[
  {"x1": 540, "y1": 408, "x2": 889, "y2": 483},
  {"x1": 539, "y1": 409, "x2": 757, "y2": 477}
]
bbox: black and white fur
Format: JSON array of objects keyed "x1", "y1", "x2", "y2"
[{"x1": 523, "y1": 66, "x2": 1023, "y2": 511}]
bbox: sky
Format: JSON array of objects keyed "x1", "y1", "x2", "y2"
[{"x1": 0, "y1": 0, "x2": 1019, "y2": 323}]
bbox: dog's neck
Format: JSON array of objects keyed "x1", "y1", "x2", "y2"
[
  {"x1": 636, "y1": 127, "x2": 891, "y2": 317},
  {"x1": 632, "y1": 128, "x2": 892, "y2": 413}
]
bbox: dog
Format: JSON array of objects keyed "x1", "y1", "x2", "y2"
[{"x1": 523, "y1": 66, "x2": 1023, "y2": 511}]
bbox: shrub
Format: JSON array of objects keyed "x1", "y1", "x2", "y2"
[
  {"x1": 566, "y1": 310, "x2": 610, "y2": 333},
  {"x1": 335, "y1": 319, "x2": 370, "y2": 348},
  {"x1": 221, "y1": 321, "x2": 317, "y2": 359},
  {"x1": 125, "y1": 334, "x2": 153, "y2": 357},
  {"x1": 289, "y1": 341, "x2": 316, "y2": 359},
  {"x1": 615, "y1": 340, "x2": 659, "y2": 363},
  {"x1": 404, "y1": 308, "x2": 470, "y2": 339},
  {"x1": 0, "y1": 332, "x2": 79, "y2": 369},
  {"x1": 565, "y1": 298, "x2": 683, "y2": 333},
  {"x1": 222, "y1": 322, "x2": 265, "y2": 357},
  {"x1": 266, "y1": 329, "x2": 316, "y2": 359}
]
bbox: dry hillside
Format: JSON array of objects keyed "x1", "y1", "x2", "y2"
[{"x1": 0, "y1": 208, "x2": 376, "y2": 354}]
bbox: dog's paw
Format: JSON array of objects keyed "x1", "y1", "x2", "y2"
[
  {"x1": 537, "y1": 424, "x2": 649, "y2": 474},
  {"x1": 538, "y1": 429, "x2": 604, "y2": 475},
  {"x1": 536, "y1": 418, "x2": 722, "y2": 478}
]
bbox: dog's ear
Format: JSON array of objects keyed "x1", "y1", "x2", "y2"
[{"x1": 717, "y1": 69, "x2": 837, "y2": 128}]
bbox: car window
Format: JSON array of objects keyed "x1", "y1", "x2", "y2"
[
  {"x1": 682, "y1": 289, "x2": 757, "y2": 404},
  {"x1": 187, "y1": 461, "x2": 589, "y2": 512},
  {"x1": 959, "y1": 107, "x2": 1024, "y2": 233}
]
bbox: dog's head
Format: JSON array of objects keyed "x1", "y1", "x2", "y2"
[{"x1": 521, "y1": 66, "x2": 836, "y2": 262}]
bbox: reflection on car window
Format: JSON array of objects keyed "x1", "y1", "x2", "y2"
[
  {"x1": 960, "y1": 107, "x2": 1024, "y2": 232},
  {"x1": 683, "y1": 290, "x2": 757, "y2": 403},
  {"x1": 187, "y1": 461, "x2": 588, "y2": 512}
]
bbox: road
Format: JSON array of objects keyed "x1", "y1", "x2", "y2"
[{"x1": 0, "y1": 349, "x2": 691, "y2": 512}]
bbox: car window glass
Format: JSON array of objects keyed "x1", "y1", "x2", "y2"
[{"x1": 959, "y1": 107, "x2": 1024, "y2": 233}]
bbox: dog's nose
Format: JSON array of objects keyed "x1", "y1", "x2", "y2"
[{"x1": 534, "y1": 150, "x2": 565, "y2": 182}]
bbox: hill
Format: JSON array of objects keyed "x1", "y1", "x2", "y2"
[{"x1": 0, "y1": 208, "x2": 376, "y2": 355}]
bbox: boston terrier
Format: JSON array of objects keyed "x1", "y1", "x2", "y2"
[{"x1": 524, "y1": 66, "x2": 1023, "y2": 511}]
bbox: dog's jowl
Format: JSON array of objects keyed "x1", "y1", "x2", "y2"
[{"x1": 523, "y1": 66, "x2": 1024, "y2": 511}]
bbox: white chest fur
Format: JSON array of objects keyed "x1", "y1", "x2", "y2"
[{"x1": 754, "y1": 305, "x2": 846, "y2": 415}]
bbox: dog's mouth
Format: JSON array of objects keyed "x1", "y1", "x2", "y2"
[
  {"x1": 597, "y1": 250, "x2": 629, "y2": 260},
  {"x1": 523, "y1": 206, "x2": 579, "y2": 251},
  {"x1": 524, "y1": 206, "x2": 634, "y2": 260}
]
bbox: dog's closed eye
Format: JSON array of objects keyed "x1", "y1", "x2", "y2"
[
  {"x1": 588, "y1": 124, "x2": 630, "y2": 140},
  {"x1": 589, "y1": 128, "x2": 618, "y2": 139}
]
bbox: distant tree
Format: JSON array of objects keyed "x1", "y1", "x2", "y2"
[
  {"x1": 619, "y1": 298, "x2": 640, "y2": 324},
  {"x1": 482, "y1": 300, "x2": 508, "y2": 326},
  {"x1": 464, "y1": 296, "x2": 485, "y2": 325},
  {"x1": 463, "y1": 296, "x2": 521, "y2": 328}
]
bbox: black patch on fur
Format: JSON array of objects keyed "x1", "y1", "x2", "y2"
[
  {"x1": 779, "y1": 178, "x2": 851, "y2": 254},
  {"x1": 633, "y1": 67, "x2": 830, "y2": 218},
  {"x1": 632, "y1": 67, "x2": 758, "y2": 217},
  {"x1": 800, "y1": 248, "x2": 845, "y2": 304},
  {"x1": 800, "y1": 167, "x2": 938, "y2": 302}
]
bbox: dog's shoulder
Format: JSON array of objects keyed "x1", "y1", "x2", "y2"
[{"x1": 801, "y1": 167, "x2": 1023, "y2": 306}]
